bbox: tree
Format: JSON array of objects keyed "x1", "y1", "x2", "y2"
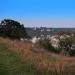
[
  {"x1": 59, "y1": 35, "x2": 75, "y2": 56},
  {"x1": 0, "y1": 19, "x2": 29, "y2": 40},
  {"x1": 38, "y1": 39, "x2": 60, "y2": 53}
]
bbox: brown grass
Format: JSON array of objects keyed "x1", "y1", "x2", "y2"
[{"x1": 0, "y1": 37, "x2": 75, "y2": 74}]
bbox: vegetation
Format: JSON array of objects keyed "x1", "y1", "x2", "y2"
[
  {"x1": 0, "y1": 19, "x2": 30, "y2": 40},
  {"x1": 0, "y1": 38, "x2": 75, "y2": 75},
  {"x1": 37, "y1": 33, "x2": 75, "y2": 56},
  {"x1": 0, "y1": 41, "x2": 39, "y2": 75},
  {"x1": 59, "y1": 36, "x2": 75, "y2": 56},
  {"x1": 38, "y1": 39, "x2": 61, "y2": 53},
  {"x1": 0, "y1": 19, "x2": 75, "y2": 74},
  {"x1": 38, "y1": 39, "x2": 54, "y2": 51}
]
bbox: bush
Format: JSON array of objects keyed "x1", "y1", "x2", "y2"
[
  {"x1": 69, "y1": 49, "x2": 75, "y2": 56},
  {"x1": 38, "y1": 39, "x2": 61, "y2": 53},
  {"x1": 59, "y1": 36, "x2": 75, "y2": 56}
]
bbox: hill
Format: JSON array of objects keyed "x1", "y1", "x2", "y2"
[{"x1": 0, "y1": 37, "x2": 75, "y2": 75}]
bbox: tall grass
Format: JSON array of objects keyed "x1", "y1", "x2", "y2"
[
  {"x1": 0, "y1": 40, "x2": 39, "y2": 75},
  {"x1": 0, "y1": 37, "x2": 75, "y2": 75}
]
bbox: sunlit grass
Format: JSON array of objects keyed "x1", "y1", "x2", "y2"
[
  {"x1": 0, "y1": 42, "x2": 39, "y2": 75},
  {"x1": 0, "y1": 37, "x2": 75, "y2": 75}
]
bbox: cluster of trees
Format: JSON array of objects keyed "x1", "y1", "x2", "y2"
[
  {"x1": 59, "y1": 33, "x2": 75, "y2": 56},
  {"x1": 38, "y1": 39, "x2": 61, "y2": 53},
  {"x1": 38, "y1": 32, "x2": 75, "y2": 56},
  {"x1": 0, "y1": 19, "x2": 30, "y2": 40}
]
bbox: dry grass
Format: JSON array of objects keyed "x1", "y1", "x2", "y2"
[{"x1": 0, "y1": 37, "x2": 75, "y2": 75}]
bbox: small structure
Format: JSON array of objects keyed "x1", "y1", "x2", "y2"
[{"x1": 30, "y1": 36, "x2": 40, "y2": 43}]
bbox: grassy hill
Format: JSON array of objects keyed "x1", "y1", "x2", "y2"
[
  {"x1": 0, "y1": 37, "x2": 75, "y2": 75},
  {"x1": 0, "y1": 39, "x2": 40, "y2": 75}
]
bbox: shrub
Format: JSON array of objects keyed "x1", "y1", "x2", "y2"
[
  {"x1": 59, "y1": 36, "x2": 75, "y2": 56},
  {"x1": 38, "y1": 39, "x2": 61, "y2": 53}
]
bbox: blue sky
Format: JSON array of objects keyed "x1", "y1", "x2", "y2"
[{"x1": 0, "y1": 0, "x2": 75, "y2": 27}]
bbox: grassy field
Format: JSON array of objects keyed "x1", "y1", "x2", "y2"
[
  {"x1": 0, "y1": 40, "x2": 40, "y2": 75},
  {"x1": 0, "y1": 37, "x2": 75, "y2": 75}
]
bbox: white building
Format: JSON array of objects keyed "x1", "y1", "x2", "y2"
[{"x1": 30, "y1": 36, "x2": 40, "y2": 43}]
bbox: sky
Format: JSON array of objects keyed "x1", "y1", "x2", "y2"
[{"x1": 0, "y1": 0, "x2": 75, "y2": 27}]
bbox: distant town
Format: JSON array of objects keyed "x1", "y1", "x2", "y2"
[{"x1": 26, "y1": 27, "x2": 75, "y2": 38}]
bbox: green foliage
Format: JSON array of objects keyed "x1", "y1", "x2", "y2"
[
  {"x1": 38, "y1": 35, "x2": 75, "y2": 56},
  {"x1": 0, "y1": 19, "x2": 29, "y2": 40},
  {"x1": 38, "y1": 39, "x2": 61, "y2": 53},
  {"x1": 59, "y1": 35, "x2": 75, "y2": 56},
  {"x1": 69, "y1": 49, "x2": 75, "y2": 56}
]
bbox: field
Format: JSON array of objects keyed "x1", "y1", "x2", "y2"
[{"x1": 0, "y1": 37, "x2": 75, "y2": 75}]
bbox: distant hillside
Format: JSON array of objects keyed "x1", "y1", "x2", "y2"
[{"x1": 26, "y1": 27, "x2": 75, "y2": 38}]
